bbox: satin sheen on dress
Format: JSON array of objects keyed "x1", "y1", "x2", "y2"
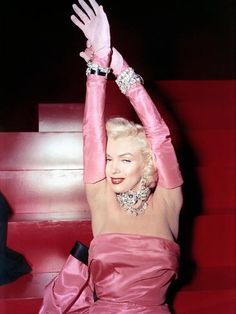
[
  {"x1": 88, "y1": 233, "x2": 179, "y2": 313},
  {"x1": 39, "y1": 233, "x2": 179, "y2": 313}
]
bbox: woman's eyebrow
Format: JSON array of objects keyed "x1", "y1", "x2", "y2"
[
  {"x1": 106, "y1": 153, "x2": 134, "y2": 157},
  {"x1": 119, "y1": 153, "x2": 134, "y2": 157}
]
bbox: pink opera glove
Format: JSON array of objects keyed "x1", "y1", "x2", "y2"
[
  {"x1": 38, "y1": 255, "x2": 93, "y2": 314},
  {"x1": 80, "y1": 40, "x2": 111, "y2": 67},
  {"x1": 71, "y1": 0, "x2": 111, "y2": 58},
  {"x1": 79, "y1": 45, "x2": 124, "y2": 73},
  {"x1": 79, "y1": 40, "x2": 93, "y2": 63},
  {"x1": 126, "y1": 82, "x2": 183, "y2": 189},
  {"x1": 110, "y1": 47, "x2": 128, "y2": 76},
  {"x1": 110, "y1": 49, "x2": 182, "y2": 188},
  {"x1": 109, "y1": 48, "x2": 182, "y2": 188},
  {"x1": 82, "y1": 54, "x2": 111, "y2": 183}
]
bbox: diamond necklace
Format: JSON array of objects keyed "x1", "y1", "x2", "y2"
[{"x1": 116, "y1": 182, "x2": 151, "y2": 216}]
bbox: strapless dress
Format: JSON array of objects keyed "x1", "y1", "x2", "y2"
[{"x1": 39, "y1": 233, "x2": 179, "y2": 313}]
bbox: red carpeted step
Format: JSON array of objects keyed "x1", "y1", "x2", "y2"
[
  {"x1": 38, "y1": 103, "x2": 84, "y2": 132},
  {"x1": 0, "y1": 272, "x2": 53, "y2": 314},
  {"x1": 7, "y1": 218, "x2": 92, "y2": 273},
  {"x1": 0, "y1": 298, "x2": 42, "y2": 314},
  {"x1": 0, "y1": 133, "x2": 83, "y2": 171},
  {"x1": 179, "y1": 267, "x2": 236, "y2": 291},
  {"x1": 173, "y1": 266, "x2": 236, "y2": 314},
  {"x1": 174, "y1": 290, "x2": 236, "y2": 314},
  {"x1": 190, "y1": 214, "x2": 236, "y2": 268},
  {"x1": 194, "y1": 166, "x2": 236, "y2": 214},
  {"x1": 0, "y1": 170, "x2": 88, "y2": 214}
]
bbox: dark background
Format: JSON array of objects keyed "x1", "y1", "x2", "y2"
[{"x1": 1, "y1": 0, "x2": 235, "y2": 131}]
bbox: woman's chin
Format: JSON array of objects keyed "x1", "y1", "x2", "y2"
[{"x1": 109, "y1": 182, "x2": 127, "y2": 194}]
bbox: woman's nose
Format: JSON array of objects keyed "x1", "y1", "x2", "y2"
[{"x1": 111, "y1": 161, "x2": 120, "y2": 174}]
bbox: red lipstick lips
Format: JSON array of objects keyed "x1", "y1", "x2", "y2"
[{"x1": 111, "y1": 178, "x2": 124, "y2": 184}]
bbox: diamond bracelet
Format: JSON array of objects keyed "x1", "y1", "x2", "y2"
[
  {"x1": 86, "y1": 61, "x2": 111, "y2": 78},
  {"x1": 115, "y1": 67, "x2": 144, "y2": 94}
]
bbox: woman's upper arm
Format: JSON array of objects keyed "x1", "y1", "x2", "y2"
[
  {"x1": 153, "y1": 185, "x2": 183, "y2": 239},
  {"x1": 85, "y1": 179, "x2": 107, "y2": 209},
  {"x1": 154, "y1": 185, "x2": 183, "y2": 212}
]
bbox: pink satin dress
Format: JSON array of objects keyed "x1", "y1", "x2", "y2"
[{"x1": 39, "y1": 233, "x2": 179, "y2": 313}]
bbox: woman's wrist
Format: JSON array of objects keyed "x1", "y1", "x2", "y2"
[
  {"x1": 115, "y1": 67, "x2": 144, "y2": 94},
  {"x1": 86, "y1": 60, "x2": 111, "y2": 78},
  {"x1": 92, "y1": 47, "x2": 112, "y2": 67},
  {"x1": 85, "y1": 48, "x2": 112, "y2": 78}
]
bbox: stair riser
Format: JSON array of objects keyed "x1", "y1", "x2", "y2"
[
  {"x1": 0, "y1": 170, "x2": 90, "y2": 214},
  {"x1": 0, "y1": 133, "x2": 83, "y2": 170},
  {"x1": 191, "y1": 215, "x2": 236, "y2": 267},
  {"x1": 173, "y1": 290, "x2": 236, "y2": 314}
]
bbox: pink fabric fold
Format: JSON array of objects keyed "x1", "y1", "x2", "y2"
[{"x1": 39, "y1": 255, "x2": 93, "y2": 314}]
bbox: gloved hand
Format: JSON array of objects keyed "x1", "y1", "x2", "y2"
[{"x1": 71, "y1": 0, "x2": 111, "y2": 57}]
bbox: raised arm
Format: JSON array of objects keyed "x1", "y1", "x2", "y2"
[
  {"x1": 71, "y1": 0, "x2": 111, "y2": 184},
  {"x1": 111, "y1": 49, "x2": 183, "y2": 190}
]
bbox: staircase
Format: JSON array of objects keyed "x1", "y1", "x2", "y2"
[{"x1": 0, "y1": 80, "x2": 235, "y2": 313}]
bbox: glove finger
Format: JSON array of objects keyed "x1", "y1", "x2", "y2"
[
  {"x1": 71, "y1": 14, "x2": 86, "y2": 32},
  {"x1": 78, "y1": 0, "x2": 97, "y2": 18},
  {"x1": 72, "y1": 4, "x2": 90, "y2": 24},
  {"x1": 88, "y1": 0, "x2": 100, "y2": 14},
  {"x1": 86, "y1": 40, "x2": 92, "y2": 48},
  {"x1": 80, "y1": 51, "x2": 92, "y2": 62}
]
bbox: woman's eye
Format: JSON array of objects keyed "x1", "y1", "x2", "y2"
[
  {"x1": 122, "y1": 159, "x2": 131, "y2": 163},
  {"x1": 106, "y1": 158, "x2": 112, "y2": 162}
]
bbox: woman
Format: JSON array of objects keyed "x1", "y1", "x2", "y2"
[{"x1": 39, "y1": 0, "x2": 183, "y2": 313}]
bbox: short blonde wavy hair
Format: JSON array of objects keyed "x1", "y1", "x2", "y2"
[{"x1": 106, "y1": 117, "x2": 157, "y2": 187}]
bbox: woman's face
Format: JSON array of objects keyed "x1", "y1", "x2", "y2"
[{"x1": 106, "y1": 136, "x2": 146, "y2": 193}]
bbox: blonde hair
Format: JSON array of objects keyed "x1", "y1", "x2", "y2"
[{"x1": 106, "y1": 117, "x2": 157, "y2": 187}]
